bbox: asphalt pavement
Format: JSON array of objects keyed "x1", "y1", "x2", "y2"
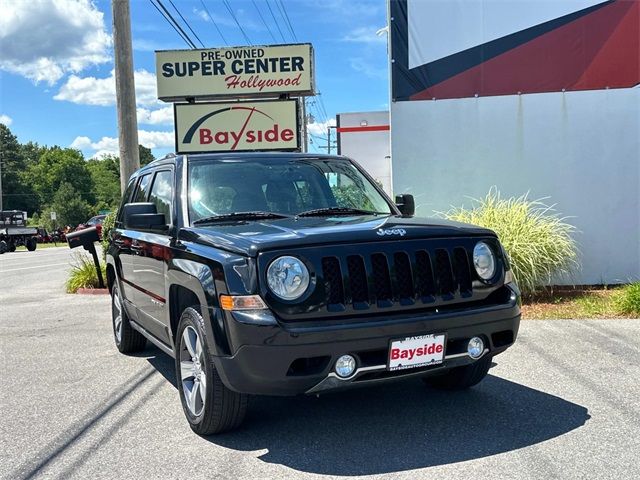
[{"x1": 1, "y1": 247, "x2": 639, "y2": 479}]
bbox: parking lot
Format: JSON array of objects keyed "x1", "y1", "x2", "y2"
[{"x1": 1, "y1": 247, "x2": 639, "y2": 480}]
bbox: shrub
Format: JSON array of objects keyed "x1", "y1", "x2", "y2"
[
  {"x1": 101, "y1": 211, "x2": 116, "y2": 260},
  {"x1": 443, "y1": 188, "x2": 578, "y2": 296},
  {"x1": 614, "y1": 282, "x2": 640, "y2": 316},
  {"x1": 66, "y1": 253, "x2": 107, "y2": 293}
]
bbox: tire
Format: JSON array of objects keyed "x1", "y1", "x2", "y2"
[
  {"x1": 175, "y1": 307, "x2": 248, "y2": 435},
  {"x1": 111, "y1": 283, "x2": 146, "y2": 353},
  {"x1": 25, "y1": 238, "x2": 36, "y2": 251},
  {"x1": 0, "y1": 241, "x2": 6, "y2": 254},
  {"x1": 9, "y1": 244, "x2": 16, "y2": 252},
  {"x1": 423, "y1": 354, "x2": 492, "y2": 390}
]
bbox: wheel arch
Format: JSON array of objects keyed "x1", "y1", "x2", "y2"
[{"x1": 167, "y1": 260, "x2": 231, "y2": 356}]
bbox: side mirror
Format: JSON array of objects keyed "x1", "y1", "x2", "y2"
[
  {"x1": 395, "y1": 194, "x2": 415, "y2": 217},
  {"x1": 123, "y1": 203, "x2": 167, "y2": 231}
]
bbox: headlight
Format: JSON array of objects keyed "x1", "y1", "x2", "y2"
[
  {"x1": 473, "y1": 242, "x2": 496, "y2": 280},
  {"x1": 266, "y1": 256, "x2": 310, "y2": 300}
]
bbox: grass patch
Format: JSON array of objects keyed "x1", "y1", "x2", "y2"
[
  {"x1": 522, "y1": 286, "x2": 639, "y2": 319},
  {"x1": 66, "y1": 253, "x2": 107, "y2": 293},
  {"x1": 614, "y1": 282, "x2": 640, "y2": 316},
  {"x1": 16, "y1": 242, "x2": 66, "y2": 251}
]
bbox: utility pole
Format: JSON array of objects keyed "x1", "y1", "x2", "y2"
[
  {"x1": 327, "y1": 125, "x2": 337, "y2": 155},
  {"x1": 0, "y1": 154, "x2": 3, "y2": 211},
  {"x1": 112, "y1": 0, "x2": 140, "y2": 193}
]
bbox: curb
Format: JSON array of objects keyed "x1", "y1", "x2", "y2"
[{"x1": 76, "y1": 288, "x2": 110, "y2": 295}]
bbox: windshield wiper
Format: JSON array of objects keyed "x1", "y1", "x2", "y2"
[
  {"x1": 296, "y1": 207, "x2": 383, "y2": 217},
  {"x1": 193, "y1": 211, "x2": 291, "y2": 225}
]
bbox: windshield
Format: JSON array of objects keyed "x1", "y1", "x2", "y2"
[{"x1": 188, "y1": 157, "x2": 393, "y2": 223}]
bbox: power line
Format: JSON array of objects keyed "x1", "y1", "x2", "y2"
[
  {"x1": 265, "y1": 0, "x2": 286, "y2": 43},
  {"x1": 251, "y1": 0, "x2": 277, "y2": 43},
  {"x1": 222, "y1": 0, "x2": 252, "y2": 45},
  {"x1": 148, "y1": 0, "x2": 194, "y2": 48},
  {"x1": 154, "y1": 0, "x2": 198, "y2": 48},
  {"x1": 276, "y1": 0, "x2": 297, "y2": 41},
  {"x1": 168, "y1": 0, "x2": 206, "y2": 48},
  {"x1": 200, "y1": 0, "x2": 228, "y2": 45}
]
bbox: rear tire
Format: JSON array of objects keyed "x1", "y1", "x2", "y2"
[
  {"x1": 423, "y1": 354, "x2": 492, "y2": 390},
  {"x1": 176, "y1": 307, "x2": 248, "y2": 435},
  {"x1": 0, "y1": 241, "x2": 6, "y2": 254},
  {"x1": 25, "y1": 238, "x2": 36, "y2": 251},
  {"x1": 111, "y1": 283, "x2": 146, "y2": 354}
]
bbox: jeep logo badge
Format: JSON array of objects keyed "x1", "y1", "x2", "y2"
[{"x1": 377, "y1": 228, "x2": 407, "y2": 237}]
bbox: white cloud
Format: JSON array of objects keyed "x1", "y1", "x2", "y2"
[
  {"x1": 54, "y1": 69, "x2": 159, "y2": 107},
  {"x1": 138, "y1": 130, "x2": 174, "y2": 149},
  {"x1": 0, "y1": 0, "x2": 111, "y2": 85},
  {"x1": 137, "y1": 106, "x2": 174, "y2": 126},
  {"x1": 194, "y1": 7, "x2": 210, "y2": 23},
  {"x1": 0, "y1": 114, "x2": 13, "y2": 126},
  {"x1": 70, "y1": 130, "x2": 174, "y2": 158},
  {"x1": 349, "y1": 57, "x2": 387, "y2": 79},
  {"x1": 342, "y1": 27, "x2": 387, "y2": 44},
  {"x1": 307, "y1": 118, "x2": 336, "y2": 137}
]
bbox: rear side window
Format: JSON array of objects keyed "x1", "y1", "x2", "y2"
[
  {"x1": 149, "y1": 170, "x2": 173, "y2": 223},
  {"x1": 133, "y1": 173, "x2": 152, "y2": 202}
]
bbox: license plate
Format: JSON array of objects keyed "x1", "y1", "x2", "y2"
[{"x1": 388, "y1": 334, "x2": 446, "y2": 371}]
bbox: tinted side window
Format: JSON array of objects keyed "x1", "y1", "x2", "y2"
[
  {"x1": 149, "y1": 170, "x2": 173, "y2": 222},
  {"x1": 133, "y1": 173, "x2": 152, "y2": 202}
]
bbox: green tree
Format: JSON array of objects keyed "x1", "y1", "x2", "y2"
[
  {"x1": 87, "y1": 155, "x2": 121, "y2": 209},
  {"x1": 26, "y1": 147, "x2": 95, "y2": 207},
  {"x1": 139, "y1": 145, "x2": 155, "y2": 167},
  {"x1": 0, "y1": 124, "x2": 39, "y2": 213},
  {"x1": 50, "y1": 182, "x2": 91, "y2": 227}
]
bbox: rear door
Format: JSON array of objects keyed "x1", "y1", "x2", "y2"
[{"x1": 132, "y1": 169, "x2": 175, "y2": 344}]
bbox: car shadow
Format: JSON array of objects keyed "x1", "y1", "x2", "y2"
[{"x1": 145, "y1": 347, "x2": 590, "y2": 476}]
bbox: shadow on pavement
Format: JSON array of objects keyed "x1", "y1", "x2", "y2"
[{"x1": 145, "y1": 349, "x2": 590, "y2": 476}]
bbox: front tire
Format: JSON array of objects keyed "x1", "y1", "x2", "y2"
[
  {"x1": 423, "y1": 354, "x2": 492, "y2": 390},
  {"x1": 25, "y1": 238, "x2": 36, "y2": 251},
  {"x1": 111, "y1": 283, "x2": 146, "y2": 353},
  {"x1": 175, "y1": 307, "x2": 248, "y2": 435}
]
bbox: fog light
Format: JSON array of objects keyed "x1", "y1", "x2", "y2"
[
  {"x1": 468, "y1": 337, "x2": 484, "y2": 358},
  {"x1": 335, "y1": 355, "x2": 356, "y2": 378}
]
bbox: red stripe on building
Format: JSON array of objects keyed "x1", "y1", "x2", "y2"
[
  {"x1": 410, "y1": 0, "x2": 639, "y2": 100},
  {"x1": 337, "y1": 125, "x2": 390, "y2": 133}
]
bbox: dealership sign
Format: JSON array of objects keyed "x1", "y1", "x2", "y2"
[
  {"x1": 174, "y1": 100, "x2": 299, "y2": 153},
  {"x1": 156, "y1": 44, "x2": 314, "y2": 101}
]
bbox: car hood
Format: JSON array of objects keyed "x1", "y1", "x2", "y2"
[{"x1": 179, "y1": 215, "x2": 496, "y2": 257}]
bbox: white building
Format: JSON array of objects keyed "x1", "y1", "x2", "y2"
[{"x1": 388, "y1": 0, "x2": 640, "y2": 284}]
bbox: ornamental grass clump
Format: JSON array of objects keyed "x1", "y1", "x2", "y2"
[
  {"x1": 443, "y1": 188, "x2": 578, "y2": 296},
  {"x1": 66, "y1": 253, "x2": 107, "y2": 293},
  {"x1": 614, "y1": 282, "x2": 640, "y2": 316}
]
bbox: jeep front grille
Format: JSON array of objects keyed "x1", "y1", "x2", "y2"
[{"x1": 321, "y1": 246, "x2": 474, "y2": 311}]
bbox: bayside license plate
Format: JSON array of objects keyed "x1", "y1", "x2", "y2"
[{"x1": 388, "y1": 334, "x2": 446, "y2": 371}]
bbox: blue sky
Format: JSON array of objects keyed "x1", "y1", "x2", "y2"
[{"x1": 0, "y1": 0, "x2": 389, "y2": 158}]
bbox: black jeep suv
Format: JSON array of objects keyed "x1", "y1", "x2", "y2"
[{"x1": 106, "y1": 152, "x2": 520, "y2": 434}]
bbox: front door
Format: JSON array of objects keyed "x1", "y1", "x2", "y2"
[{"x1": 132, "y1": 169, "x2": 174, "y2": 345}]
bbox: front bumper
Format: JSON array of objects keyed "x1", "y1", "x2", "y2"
[{"x1": 211, "y1": 292, "x2": 521, "y2": 396}]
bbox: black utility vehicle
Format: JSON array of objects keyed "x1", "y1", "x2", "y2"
[
  {"x1": 106, "y1": 153, "x2": 520, "y2": 434},
  {"x1": 0, "y1": 210, "x2": 38, "y2": 253}
]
